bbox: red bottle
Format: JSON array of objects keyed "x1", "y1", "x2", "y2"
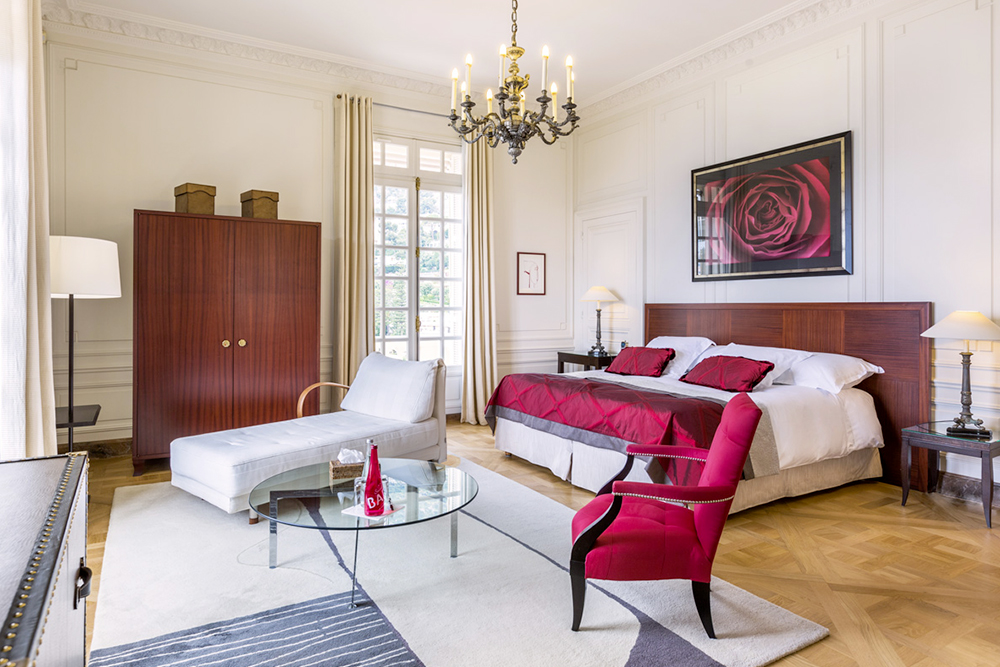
[{"x1": 363, "y1": 441, "x2": 385, "y2": 516}]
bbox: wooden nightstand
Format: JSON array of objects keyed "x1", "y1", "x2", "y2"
[
  {"x1": 901, "y1": 422, "x2": 1000, "y2": 528},
  {"x1": 557, "y1": 351, "x2": 615, "y2": 373}
]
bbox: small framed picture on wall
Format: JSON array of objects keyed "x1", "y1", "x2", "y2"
[{"x1": 517, "y1": 252, "x2": 546, "y2": 295}]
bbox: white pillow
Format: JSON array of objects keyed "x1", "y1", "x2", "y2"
[
  {"x1": 782, "y1": 352, "x2": 884, "y2": 394},
  {"x1": 645, "y1": 336, "x2": 716, "y2": 379},
  {"x1": 693, "y1": 343, "x2": 813, "y2": 390},
  {"x1": 340, "y1": 353, "x2": 440, "y2": 423}
]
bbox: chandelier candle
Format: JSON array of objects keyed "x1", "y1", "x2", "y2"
[
  {"x1": 449, "y1": 0, "x2": 580, "y2": 163},
  {"x1": 451, "y1": 69, "x2": 458, "y2": 112}
]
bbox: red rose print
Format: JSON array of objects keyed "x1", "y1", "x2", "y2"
[{"x1": 705, "y1": 158, "x2": 832, "y2": 263}]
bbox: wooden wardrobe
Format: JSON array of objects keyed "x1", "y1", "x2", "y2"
[{"x1": 132, "y1": 210, "x2": 320, "y2": 474}]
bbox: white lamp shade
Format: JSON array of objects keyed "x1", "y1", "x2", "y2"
[
  {"x1": 50, "y1": 236, "x2": 122, "y2": 299},
  {"x1": 580, "y1": 286, "x2": 619, "y2": 303},
  {"x1": 920, "y1": 310, "x2": 1000, "y2": 341}
]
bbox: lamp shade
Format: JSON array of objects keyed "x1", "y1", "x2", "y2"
[
  {"x1": 580, "y1": 286, "x2": 619, "y2": 303},
  {"x1": 920, "y1": 310, "x2": 1000, "y2": 341},
  {"x1": 50, "y1": 236, "x2": 122, "y2": 299}
]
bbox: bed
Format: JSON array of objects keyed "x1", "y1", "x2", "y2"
[{"x1": 491, "y1": 302, "x2": 933, "y2": 512}]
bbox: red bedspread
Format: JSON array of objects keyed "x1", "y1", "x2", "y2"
[{"x1": 485, "y1": 373, "x2": 725, "y2": 485}]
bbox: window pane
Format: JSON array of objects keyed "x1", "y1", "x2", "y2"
[
  {"x1": 375, "y1": 310, "x2": 383, "y2": 338},
  {"x1": 384, "y1": 142, "x2": 408, "y2": 169},
  {"x1": 374, "y1": 279, "x2": 383, "y2": 308},
  {"x1": 374, "y1": 186, "x2": 383, "y2": 213},
  {"x1": 443, "y1": 251, "x2": 461, "y2": 278},
  {"x1": 444, "y1": 310, "x2": 462, "y2": 336},
  {"x1": 420, "y1": 191, "x2": 441, "y2": 218},
  {"x1": 384, "y1": 310, "x2": 408, "y2": 337},
  {"x1": 374, "y1": 217, "x2": 383, "y2": 246},
  {"x1": 419, "y1": 148, "x2": 443, "y2": 172},
  {"x1": 419, "y1": 280, "x2": 441, "y2": 307},
  {"x1": 420, "y1": 250, "x2": 441, "y2": 277},
  {"x1": 421, "y1": 311, "x2": 441, "y2": 337},
  {"x1": 384, "y1": 218, "x2": 408, "y2": 246},
  {"x1": 444, "y1": 339, "x2": 462, "y2": 366},
  {"x1": 385, "y1": 187, "x2": 408, "y2": 215},
  {"x1": 420, "y1": 342, "x2": 441, "y2": 361},
  {"x1": 444, "y1": 222, "x2": 462, "y2": 249},
  {"x1": 444, "y1": 151, "x2": 462, "y2": 175},
  {"x1": 385, "y1": 280, "x2": 408, "y2": 307},
  {"x1": 385, "y1": 340, "x2": 408, "y2": 361},
  {"x1": 419, "y1": 339, "x2": 442, "y2": 361},
  {"x1": 420, "y1": 221, "x2": 441, "y2": 248},
  {"x1": 444, "y1": 281, "x2": 461, "y2": 307},
  {"x1": 374, "y1": 248, "x2": 382, "y2": 276},
  {"x1": 373, "y1": 142, "x2": 383, "y2": 167},
  {"x1": 384, "y1": 248, "x2": 408, "y2": 276},
  {"x1": 444, "y1": 192, "x2": 462, "y2": 219}
]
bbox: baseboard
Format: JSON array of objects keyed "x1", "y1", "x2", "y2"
[{"x1": 937, "y1": 471, "x2": 1000, "y2": 509}]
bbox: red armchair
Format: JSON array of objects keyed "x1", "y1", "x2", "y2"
[{"x1": 569, "y1": 392, "x2": 762, "y2": 638}]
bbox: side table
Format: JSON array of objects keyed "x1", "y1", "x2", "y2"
[
  {"x1": 901, "y1": 422, "x2": 1000, "y2": 528},
  {"x1": 557, "y1": 351, "x2": 615, "y2": 373}
]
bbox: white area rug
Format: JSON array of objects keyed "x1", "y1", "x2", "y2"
[{"x1": 91, "y1": 460, "x2": 827, "y2": 666}]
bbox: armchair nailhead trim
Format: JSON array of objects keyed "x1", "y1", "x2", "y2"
[
  {"x1": 632, "y1": 453, "x2": 706, "y2": 463},
  {"x1": 612, "y1": 491, "x2": 735, "y2": 508}
]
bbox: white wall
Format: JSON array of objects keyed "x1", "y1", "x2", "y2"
[{"x1": 570, "y1": 0, "x2": 1000, "y2": 483}]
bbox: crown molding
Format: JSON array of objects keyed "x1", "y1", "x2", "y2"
[
  {"x1": 40, "y1": 0, "x2": 450, "y2": 98},
  {"x1": 584, "y1": 0, "x2": 879, "y2": 117}
]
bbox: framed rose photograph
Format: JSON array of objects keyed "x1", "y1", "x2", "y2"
[
  {"x1": 516, "y1": 252, "x2": 546, "y2": 295},
  {"x1": 691, "y1": 131, "x2": 852, "y2": 281}
]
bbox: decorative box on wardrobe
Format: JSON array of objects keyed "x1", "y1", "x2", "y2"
[
  {"x1": 132, "y1": 210, "x2": 321, "y2": 474},
  {"x1": 0, "y1": 453, "x2": 90, "y2": 666}
]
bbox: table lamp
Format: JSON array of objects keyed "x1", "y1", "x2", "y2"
[
  {"x1": 920, "y1": 310, "x2": 1000, "y2": 439},
  {"x1": 580, "y1": 286, "x2": 619, "y2": 357},
  {"x1": 50, "y1": 236, "x2": 122, "y2": 452}
]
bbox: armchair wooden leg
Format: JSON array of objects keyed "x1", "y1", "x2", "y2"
[
  {"x1": 570, "y1": 561, "x2": 587, "y2": 631},
  {"x1": 692, "y1": 580, "x2": 715, "y2": 639}
]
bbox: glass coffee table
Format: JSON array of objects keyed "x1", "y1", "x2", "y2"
[{"x1": 249, "y1": 458, "x2": 478, "y2": 606}]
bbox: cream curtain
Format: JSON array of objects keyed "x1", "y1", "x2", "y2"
[
  {"x1": 0, "y1": 0, "x2": 56, "y2": 460},
  {"x1": 333, "y1": 95, "x2": 375, "y2": 386},
  {"x1": 461, "y1": 140, "x2": 498, "y2": 425}
]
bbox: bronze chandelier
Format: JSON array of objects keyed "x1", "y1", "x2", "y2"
[{"x1": 449, "y1": 0, "x2": 580, "y2": 164}]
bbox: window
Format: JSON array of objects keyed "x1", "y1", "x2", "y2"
[{"x1": 373, "y1": 137, "x2": 464, "y2": 379}]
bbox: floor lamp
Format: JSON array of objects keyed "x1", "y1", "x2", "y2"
[
  {"x1": 50, "y1": 236, "x2": 122, "y2": 452},
  {"x1": 580, "y1": 286, "x2": 619, "y2": 357},
  {"x1": 920, "y1": 310, "x2": 1000, "y2": 439}
]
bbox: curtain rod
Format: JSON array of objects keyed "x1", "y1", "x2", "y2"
[{"x1": 336, "y1": 94, "x2": 450, "y2": 119}]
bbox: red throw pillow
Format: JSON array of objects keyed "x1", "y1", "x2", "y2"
[
  {"x1": 605, "y1": 347, "x2": 675, "y2": 377},
  {"x1": 680, "y1": 355, "x2": 775, "y2": 392}
]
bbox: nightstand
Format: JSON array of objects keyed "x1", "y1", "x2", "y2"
[
  {"x1": 901, "y1": 422, "x2": 1000, "y2": 528},
  {"x1": 557, "y1": 351, "x2": 615, "y2": 373}
]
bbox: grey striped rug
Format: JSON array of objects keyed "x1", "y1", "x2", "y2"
[{"x1": 89, "y1": 591, "x2": 422, "y2": 667}]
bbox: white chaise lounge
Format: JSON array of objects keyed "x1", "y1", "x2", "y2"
[{"x1": 170, "y1": 353, "x2": 447, "y2": 516}]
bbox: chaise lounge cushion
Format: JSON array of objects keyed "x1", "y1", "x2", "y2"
[
  {"x1": 340, "y1": 353, "x2": 438, "y2": 423},
  {"x1": 171, "y1": 411, "x2": 439, "y2": 513}
]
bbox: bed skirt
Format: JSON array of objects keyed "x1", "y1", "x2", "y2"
[{"x1": 494, "y1": 417, "x2": 882, "y2": 512}]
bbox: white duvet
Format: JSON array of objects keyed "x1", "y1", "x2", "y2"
[{"x1": 570, "y1": 370, "x2": 884, "y2": 471}]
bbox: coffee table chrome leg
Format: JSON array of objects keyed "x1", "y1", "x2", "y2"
[
  {"x1": 451, "y1": 511, "x2": 458, "y2": 558},
  {"x1": 350, "y1": 527, "x2": 361, "y2": 608},
  {"x1": 269, "y1": 498, "x2": 278, "y2": 569}
]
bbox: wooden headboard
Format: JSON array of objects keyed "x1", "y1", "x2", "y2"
[{"x1": 644, "y1": 302, "x2": 933, "y2": 490}]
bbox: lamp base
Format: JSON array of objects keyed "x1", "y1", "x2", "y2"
[{"x1": 588, "y1": 345, "x2": 607, "y2": 357}]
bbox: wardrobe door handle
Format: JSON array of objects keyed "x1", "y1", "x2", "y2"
[
  {"x1": 238, "y1": 339, "x2": 247, "y2": 347},
  {"x1": 222, "y1": 339, "x2": 231, "y2": 348}
]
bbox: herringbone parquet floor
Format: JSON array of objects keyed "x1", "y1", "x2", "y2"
[{"x1": 86, "y1": 421, "x2": 1000, "y2": 666}]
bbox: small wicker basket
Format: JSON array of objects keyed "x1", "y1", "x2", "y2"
[{"x1": 329, "y1": 461, "x2": 364, "y2": 482}]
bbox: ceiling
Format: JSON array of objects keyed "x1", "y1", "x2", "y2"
[{"x1": 64, "y1": 0, "x2": 807, "y2": 103}]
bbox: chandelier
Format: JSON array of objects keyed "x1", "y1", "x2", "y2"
[{"x1": 449, "y1": 0, "x2": 580, "y2": 164}]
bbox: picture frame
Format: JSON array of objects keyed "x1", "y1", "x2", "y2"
[
  {"x1": 691, "y1": 131, "x2": 852, "y2": 281},
  {"x1": 516, "y1": 252, "x2": 546, "y2": 295}
]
